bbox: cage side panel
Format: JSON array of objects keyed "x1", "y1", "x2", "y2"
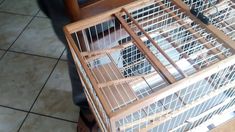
[
  {"x1": 64, "y1": 30, "x2": 112, "y2": 131},
  {"x1": 183, "y1": 0, "x2": 235, "y2": 41},
  {"x1": 113, "y1": 57, "x2": 235, "y2": 131},
  {"x1": 173, "y1": 0, "x2": 235, "y2": 52}
]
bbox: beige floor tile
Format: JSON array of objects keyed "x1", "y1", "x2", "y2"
[
  {"x1": 32, "y1": 61, "x2": 79, "y2": 122},
  {"x1": 10, "y1": 17, "x2": 65, "y2": 58},
  {"x1": 37, "y1": 10, "x2": 47, "y2": 18},
  {"x1": 0, "y1": 50, "x2": 5, "y2": 58},
  {"x1": 20, "y1": 114, "x2": 77, "y2": 132},
  {"x1": 0, "y1": 0, "x2": 39, "y2": 15},
  {"x1": 0, "y1": 13, "x2": 31, "y2": 50},
  {"x1": 0, "y1": 52, "x2": 57, "y2": 110},
  {"x1": 0, "y1": 107, "x2": 26, "y2": 132},
  {"x1": 61, "y1": 49, "x2": 68, "y2": 60}
]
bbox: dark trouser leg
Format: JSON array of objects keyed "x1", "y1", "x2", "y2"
[
  {"x1": 67, "y1": 49, "x2": 90, "y2": 112},
  {"x1": 37, "y1": 0, "x2": 90, "y2": 113}
]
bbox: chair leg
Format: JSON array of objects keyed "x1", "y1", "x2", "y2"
[{"x1": 64, "y1": 0, "x2": 81, "y2": 21}]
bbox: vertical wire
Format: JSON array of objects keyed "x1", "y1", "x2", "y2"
[
  {"x1": 94, "y1": 25, "x2": 100, "y2": 50},
  {"x1": 75, "y1": 33, "x2": 82, "y2": 51},
  {"x1": 88, "y1": 28, "x2": 94, "y2": 51}
]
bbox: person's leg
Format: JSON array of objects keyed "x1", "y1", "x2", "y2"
[
  {"x1": 37, "y1": 0, "x2": 96, "y2": 131},
  {"x1": 67, "y1": 50, "x2": 90, "y2": 111},
  {"x1": 37, "y1": 0, "x2": 89, "y2": 108}
]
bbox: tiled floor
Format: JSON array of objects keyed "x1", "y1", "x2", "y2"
[
  {"x1": 0, "y1": 0, "x2": 78, "y2": 131},
  {"x1": 10, "y1": 17, "x2": 65, "y2": 58},
  {"x1": 0, "y1": 50, "x2": 5, "y2": 58}
]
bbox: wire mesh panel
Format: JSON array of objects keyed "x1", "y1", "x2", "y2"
[
  {"x1": 183, "y1": 0, "x2": 235, "y2": 40},
  {"x1": 64, "y1": 0, "x2": 235, "y2": 131}
]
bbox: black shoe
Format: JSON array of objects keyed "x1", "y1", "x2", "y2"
[{"x1": 77, "y1": 111, "x2": 98, "y2": 132}]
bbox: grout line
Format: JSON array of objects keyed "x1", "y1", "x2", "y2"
[
  {"x1": 0, "y1": 47, "x2": 65, "y2": 61},
  {"x1": 7, "y1": 50, "x2": 61, "y2": 60},
  {"x1": 0, "y1": 5, "x2": 73, "y2": 129},
  {"x1": 0, "y1": 104, "x2": 78, "y2": 123},
  {"x1": 0, "y1": 9, "x2": 58, "y2": 61},
  {"x1": 0, "y1": 105, "x2": 77, "y2": 123},
  {"x1": 30, "y1": 112, "x2": 78, "y2": 123},
  {"x1": 0, "y1": 10, "x2": 39, "y2": 17},
  {"x1": 0, "y1": 10, "x2": 49, "y2": 19},
  {"x1": 0, "y1": 105, "x2": 28, "y2": 113},
  {"x1": 0, "y1": 9, "x2": 40, "y2": 61},
  {"x1": 17, "y1": 48, "x2": 67, "y2": 132}
]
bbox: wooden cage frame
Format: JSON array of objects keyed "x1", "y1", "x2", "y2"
[{"x1": 64, "y1": 0, "x2": 235, "y2": 131}]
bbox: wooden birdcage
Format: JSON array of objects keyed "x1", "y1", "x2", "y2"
[{"x1": 64, "y1": 0, "x2": 235, "y2": 131}]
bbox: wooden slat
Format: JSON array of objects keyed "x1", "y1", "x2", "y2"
[
  {"x1": 161, "y1": 31, "x2": 219, "y2": 105},
  {"x1": 141, "y1": 80, "x2": 235, "y2": 131},
  {"x1": 122, "y1": 8, "x2": 187, "y2": 78},
  {"x1": 64, "y1": 27, "x2": 112, "y2": 115},
  {"x1": 83, "y1": 21, "x2": 181, "y2": 62},
  {"x1": 65, "y1": 28, "x2": 112, "y2": 131},
  {"x1": 118, "y1": 109, "x2": 172, "y2": 131},
  {"x1": 98, "y1": 76, "x2": 143, "y2": 88},
  {"x1": 69, "y1": 46, "x2": 109, "y2": 131},
  {"x1": 92, "y1": 62, "x2": 137, "y2": 110},
  {"x1": 65, "y1": 0, "x2": 155, "y2": 33},
  {"x1": 92, "y1": 63, "x2": 121, "y2": 109},
  {"x1": 171, "y1": 0, "x2": 235, "y2": 53},
  {"x1": 106, "y1": 52, "x2": 139, "y2": 100},
  {"x1": 80, "y1": 0, "x2": 136, "y2": 19},
  {"x1": 187, "y1": 96, "x2": 235, "y2": 123},
  {"x1": 81, "y1": 78, "x2": 108, "y2": 132},
  {"x1": 109, "y1": 55, "x2": 235, "y2": 121},
  {"x1": 81, "y1": 41, "x2": 133, "y2": 57},
  {"x1": 157, "y1": 1, "x2": 226, "y2": 60},
  {"x1": 115, "y1": 12, "x2": 176, "y2": 84},
  {"x1": 160, "y1": 31, "x2": 200, "y2": 70},
  {"x1": 161, "y1": 31, "x2": 218, "y2": 88}
]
